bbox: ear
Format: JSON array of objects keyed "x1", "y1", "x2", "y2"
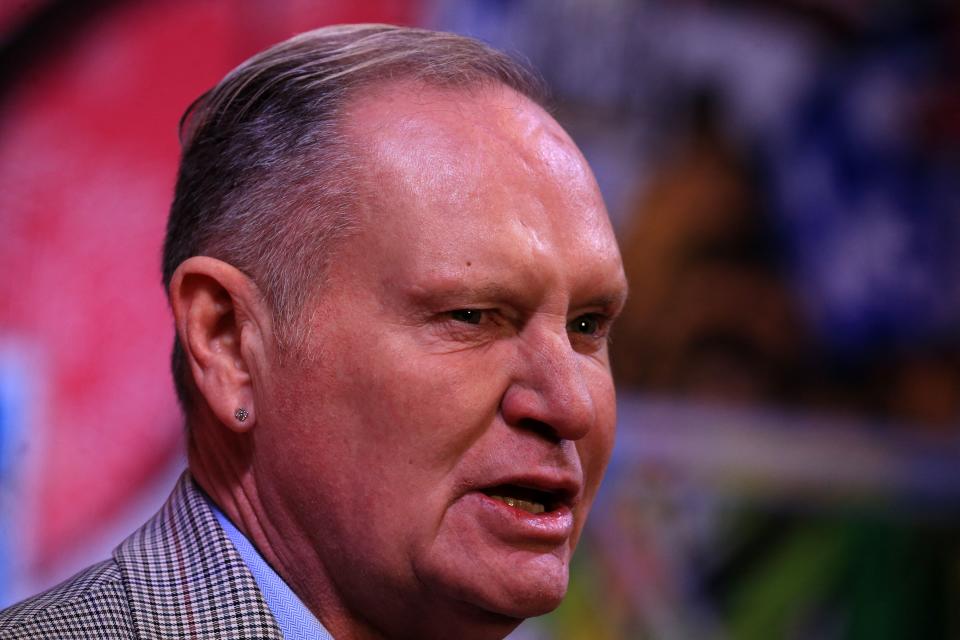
[{"x1": 169, "y1": 256, "x2": 272, "y2": 432}]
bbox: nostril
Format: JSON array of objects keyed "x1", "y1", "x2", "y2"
[
  {"x1": 517, "y1": 418, "x2": 562, "y2": 443},
  {"x1": 500, "y1": 376, "x2": 594, "y2": 441}
]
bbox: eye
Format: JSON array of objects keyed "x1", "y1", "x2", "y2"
[
  {"x1": 567, "y1": 314, "x2": 604, "y2": 336},
  {"x1": 449, "y1": 309, "x2": 484, "y2": 325}
]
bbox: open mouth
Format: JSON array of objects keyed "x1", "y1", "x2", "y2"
[{"x1": 481, "y1": 485, "x2": 565, "y2": 515}]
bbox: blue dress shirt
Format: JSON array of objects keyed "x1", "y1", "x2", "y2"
[{"x1": 210, "y1": 503, "x2": 336, "y2": 640}]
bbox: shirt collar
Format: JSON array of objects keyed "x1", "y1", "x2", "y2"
[{"x1": 209, "y1": 501, "x2": 336, "y2": 640}]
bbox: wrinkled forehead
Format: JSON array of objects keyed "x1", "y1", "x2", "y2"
[
  {"x1": 344, "y1": 82, "x2": 603, "y2": 210},
  {"x1": 340, "y1": 80, "x2": 615, "y2": 250}
]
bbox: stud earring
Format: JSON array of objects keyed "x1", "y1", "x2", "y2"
[{"x1": 234, "y1": 408, "x2": 249, "y2": 423}]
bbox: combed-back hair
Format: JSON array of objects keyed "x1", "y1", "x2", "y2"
[{"x1": 162, "y1": 24, "x2": 548, "y2": 412}]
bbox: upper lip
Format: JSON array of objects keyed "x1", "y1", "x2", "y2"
[{"x1": 474, "y1": 471, "x2": 582, "y2": 510}]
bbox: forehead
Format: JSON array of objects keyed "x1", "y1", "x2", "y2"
[
  {"x1": 337, "y1": 81, "x2": 623, "y2": 289},
  {"x1": 345, "y1": 81, "x2": 587, "y2": 179}
]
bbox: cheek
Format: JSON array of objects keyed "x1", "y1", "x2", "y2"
[
  {"x1": 579, "y1": 369, "x2": 617, "y2": 497},
  {"x1": 382, "y1": 373, "x2": 504, "y2": 475},
  {"x1": 320, "y1": 337, "x2": 511, "y2": 482}
]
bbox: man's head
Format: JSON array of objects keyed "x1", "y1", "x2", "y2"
[
  {"x1": 162, "y1": 24, "x2": 548, "y2": 412},
  {"x1": 165, "y1": 25, "x2": 627, "y2": 640}
]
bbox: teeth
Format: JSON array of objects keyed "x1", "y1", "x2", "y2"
[{"x1": 490, "y1": 495, "x2": 545, "y2": 514}]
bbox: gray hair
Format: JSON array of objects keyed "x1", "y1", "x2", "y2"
[{"x1": 162, "y1": 24, "x2": 548, "y2": 412}]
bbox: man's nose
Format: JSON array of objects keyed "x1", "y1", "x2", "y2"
[{"x1": 500, "y1": 324, "x2": 595, "y2": 442}]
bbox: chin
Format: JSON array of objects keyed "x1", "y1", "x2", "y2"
[
  {"x1": 487, "y1": 584, "x2": 567, "y2": 619},
  {"x1": 437, "y1": 584, "x2": 566, "y2": 640},
  {"x1": 416, "y1": 529, "x2": 573, "y2": 633},
  {"x1": 464, "y1": 556, "x2": 570, "y2": 620}
]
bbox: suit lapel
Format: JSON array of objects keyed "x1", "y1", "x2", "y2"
[{"x1": 113, "y1": 473, "x2": 284, "y2": 639}]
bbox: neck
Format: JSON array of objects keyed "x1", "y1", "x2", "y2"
[{"x1": 187, "y1": 416, "x2": 374, "y2": 638}]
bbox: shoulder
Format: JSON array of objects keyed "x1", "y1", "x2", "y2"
[
  {"x1": 0, "y1": 473, "x2": 281, "y2": 640},
  {"x1": 0, "y1": 559, "x2": 135, "y2": 639}
]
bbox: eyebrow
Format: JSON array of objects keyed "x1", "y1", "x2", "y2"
[
  {"x1": 404, "y1": 281, "x2": 526, "y2": 308},
  {"x1": 403, "y1": 278, "x2": 629, "y2": 314},
  {"x1": 582, "y1": 289, "x2": 628, "y2": 313}
]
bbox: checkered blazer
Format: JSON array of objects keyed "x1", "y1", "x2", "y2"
[{"x1": 0, "y1": 473, "x2": 284, "y2": 639}]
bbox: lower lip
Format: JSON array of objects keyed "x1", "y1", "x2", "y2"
[{"x1": 461, "y1": 492, "x2": 575, "y2": 546}]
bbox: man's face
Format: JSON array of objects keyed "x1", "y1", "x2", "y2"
[{"x1": 252, "y1": 83, "x2": 627, "y2": 638}]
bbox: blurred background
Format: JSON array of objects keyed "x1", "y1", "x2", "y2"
[{"x1": 1, "y1": 0, "x2": 958, "y2": 638}]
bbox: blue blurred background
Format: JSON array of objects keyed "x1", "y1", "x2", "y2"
[{"x1": 1, "y1": 1, "x2": 958, "y2": 638}]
